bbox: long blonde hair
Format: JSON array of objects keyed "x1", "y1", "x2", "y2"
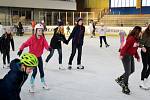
[{"x1": 57, "y1": 26, "x2": 64, "y2": 35}]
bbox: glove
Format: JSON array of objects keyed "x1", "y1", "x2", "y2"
[
  {"x1": 17, "y1": 50, "x2": 22, "y2": 56},
  {"x1": 48, "y1": 47, "x2": 52, "y2": 51}
]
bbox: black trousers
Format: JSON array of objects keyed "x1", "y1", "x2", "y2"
[
  {"x1": 46, "y1": 48, "x2": 62, "y2": 64},
  {"x1": 3, "y1": 51, "x2": 10, "y2": 65},
  {"x1": 141, "y1": 50, "x2": 150, "y2": 80},
  {"x1": 99, "y1": 36, "x2": 108, "y2": 46},
  {"x1": 69, "y1": 45, "x2": 82, "y2": 65},
  {"x1": 120, "y1": 54, "x2": 135, "y2": 85}
]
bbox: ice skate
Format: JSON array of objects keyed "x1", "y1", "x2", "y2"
[
  {"x1": 29, "y1": 84, "x2": 35, "y2": 93},
  {"x1": 139, "y1": 79, "x2": 150, "y2": 90},
  {"x1": 77, "y1": 65, "x2": 84, "y2": 69},
  {"x1": 68, "y1": 64, "x2": 72, "y2": 70},
  {"x1": 122, "y1": 85, "x2": 130, "y2": 95},
  {"x1": 106, "y1": 44, "x2": 110, "y2": 48},
  {"x1": 115, "y1": 77, "x2": 124, "y2": 88},
  {"x1": 41, "y1": 77, "x2": 50, "y2": 90},
  {"x1": 59, "y1": 64, "x2": 65, "y2": 70},
  {"x1": 41, "y1": 82, "x2": 50, "y2": 90},
  {"x1": 29, "y1": 76, "x2": 35, "y2": 93}
]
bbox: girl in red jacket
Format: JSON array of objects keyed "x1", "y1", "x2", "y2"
[
  {"x1": 17, "y1": 23, "x2": 51, "y2": 93},
  {"x1": 115, "y1": 26, "x2": 141, "y2": 95}
]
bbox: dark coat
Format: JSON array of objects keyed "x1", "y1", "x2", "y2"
[
  {"x1": 0, "y1": 59, "x2": 28, "y2": 100},
  {"x1": 50, "y1": 27, "x2": 67, "y2": 49},
  {"x1": 68, "y1": 25, "x2": 85, "y2": 46},
  {"x1": 0, "y1": 33, "x2": 14, "y2": 53}
]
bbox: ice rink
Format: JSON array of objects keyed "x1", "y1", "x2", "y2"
[{"x1": 0, "y1": 35, "x2": 150, "y2": 100}]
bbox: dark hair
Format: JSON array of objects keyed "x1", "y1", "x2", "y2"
[
  {"x1": 128, "y1": 26, "x2": 142, "y2": 40},
  {"x1": 143, "y1": 24, "x2": 150, "y2": 37}
]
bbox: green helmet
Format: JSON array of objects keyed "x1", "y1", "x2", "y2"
[{"x1": 20, "y1": 53, "x2": 38, "y2": 68}]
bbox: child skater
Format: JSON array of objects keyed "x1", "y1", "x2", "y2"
[
  {"x1": 115, "y1": 26, "x2": 141, "y2": 95},
  {"x1": 17, "y1": 23, "x2": 51, "y2": 93},
  {"x1": 0, "y1": 28, "x2": 14, "y2": 68},
  {"x1": 0, "y1": 53, "x2": 38, "y2": 100},
  {"x1": 45, "y1": 20, "x2": 67, "y2": 69},
  {"x1": 67, "y1": 17, "x2": 85, "y2": 70}
]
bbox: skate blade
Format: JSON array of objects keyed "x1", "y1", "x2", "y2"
[
  {"x1": 43, "y1": 87, "x2": 50, "y2": 90},
  {"x1": 29, "y1": 90, "x2": 35, "y2": 93},
  {"x1": 139, "y1": 86, "x2": 150, "y2": 90},
  {"x1": 122, "y1": 92, "x2": 130, "y2": 95}
]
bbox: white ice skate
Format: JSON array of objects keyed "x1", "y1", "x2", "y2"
[
  {"x1": 41, "y1": 82, "x2": 50, "y2": 90},
  {"x1": 77, "y1": 65, "x2": 84, "y2": 69},
  {"x1": 139, "y1": 79, "x2": 150, "y2": 90},
  {"x1": 29, "y1": 85, "x2": 35, "y2": 93},
  {"x1": 3, "y1": 64, "x2": 6, "y2": 68},
  {"x1": 59, "y1": 64, "x2": 65, "y2": 70}
]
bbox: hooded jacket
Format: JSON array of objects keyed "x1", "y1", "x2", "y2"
[{"x1": 0, "y1": 59, "x2": 28, "y2": 100}]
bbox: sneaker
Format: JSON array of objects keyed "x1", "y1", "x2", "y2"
[
  {"x1": 100, "y1": 45, "x2": 102, "y2": 47},
  {"x1": 122, "y1": 85, "x2": 130, "y2": 95},
  {"x1": 115, "y1": 77, "x2": 124, "y2": 88},
  {"x1": 68, "y1": 65, "x2": 72, "y2": 70},
  {"x1": 59, "y1": 64, "x2": 65, "y2": 70},
  {"x1": 77, "y1": 65, "x2": 84, "y2": 69}
]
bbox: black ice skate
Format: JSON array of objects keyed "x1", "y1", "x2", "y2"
[
  {"x1": 115, "y1": 77, "x2": 124, "y2": 88},
  {"x1": 106, "y1": 44, "x2": 110, "y2": 48},
  {"x1": 68, "y1": 65, "x2": 72, "y2": 70},
  {"x1": 122, "y1": 85, "x2": 130, "y2": 95},
  {"x1": 77, "y1": 65, "x2": 84, "y2": 69}
]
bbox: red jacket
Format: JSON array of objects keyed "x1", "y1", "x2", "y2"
[
  {"x1": 19, "y1": 35, "x2": 49, "y2": 57},
  {"x1": 120, "y1": 36, "x2": 139, "y2": 59}
]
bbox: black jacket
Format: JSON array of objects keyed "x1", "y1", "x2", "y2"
[
  {"x1": 68, "y1": 25, "x2": 85, "y2": 46},
  {"x1": 0, "y1": 59, "x2": 28, "y2": 100},
  {"x1": 0, "y1": 33, "x2": 14, "y2": 53},
  {"x1": 50, "y1": 27, "x2": 67, "y2": 49}
]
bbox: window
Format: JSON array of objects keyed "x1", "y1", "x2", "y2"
[{"x1": 110, "y1": 0, "x2": 136, "y2": 8}]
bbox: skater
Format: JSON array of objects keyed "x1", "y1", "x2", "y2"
[
  {"x1": 45, "y1": 20, "x2": 67, "y2": 69},
  {"x1": 0, "y1": 28, "x2": 14, "y2": 68},
  {"x1": 98, "y1": 23, "x2": 109, "y2": 47},
  {"x1": 31, "y1": 20, "x2": 36, "y2": 34},
  {"x1": 66, "y1": 23, "x2": 71, "y2": 35},
  {"x1": 118, "y1": 30, "x2": 126, "y2": 52},
  {"x1": 115, "y1": 26, "x2": 141, "y2": 95},
  {"x1": 67, "y1": 17, "x2": 85, "y2": 70},
  {"x1": 0, "y1": 53, "x2": 38, "y2": 100},
  {"x1": 17, "y1": 23, "x2": 51, "y2": 93},
  {"x1": 89, "y1": 20, "x2": 96, "y2": 38},
  {"x1": 0, "y1": 22, "x2": 4, "y2": 36},
  {"x1": 17, "y1": 22, "x2": 23, "y2": 36},
  {"x1": 139, "y1": 24, "x2": 150, "y2": 90}
]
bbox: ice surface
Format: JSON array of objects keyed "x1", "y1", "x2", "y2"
[{"x1": 0, "y1": 35, "x2": 149, "y2": 100}]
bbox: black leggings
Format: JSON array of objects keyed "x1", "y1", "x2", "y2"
[
  {"x1": 69, "y1": 45, "x2": 82, "y2": 65},
  {"x1": 3, "y1": 51, "x2": 10, "y2": 65},
  {"x1": 120, "y1": 54, "x2": 135, "y2": 85},
  {"x1": 46, "y1": 48, "x2": 62, "y2": 64},
  {"x1": 141, "y1": 50, "x2": 150, "y2": 80},
  {"x1": 32, "y1": 57, "x2": 44, "y2": 79},
  {"x1": 99, "y1": 36, "x2": 108, "y2": 46}
]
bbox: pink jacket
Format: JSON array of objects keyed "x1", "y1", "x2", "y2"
[{"x1": 19, "y1": 35, "x2": 50, "y2": 57}]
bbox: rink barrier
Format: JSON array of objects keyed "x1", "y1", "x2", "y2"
[{"x1": 4, "y1": 26, "x2": 146, "y2": 36}]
